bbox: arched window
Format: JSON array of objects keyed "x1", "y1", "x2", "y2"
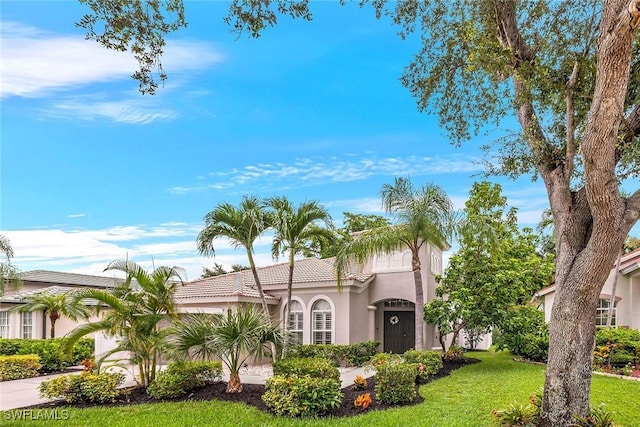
[
  {"x1": 312, "y1": 299, "x2": 332, "y2": 344},
  {"x1": 286, "y1": 300, "x2": 304, "y2": 345},
  {"x1": 595, "y1": 299, "x2": 617, "y2": 326}
]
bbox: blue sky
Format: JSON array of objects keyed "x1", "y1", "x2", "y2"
[{"x1": 0, "y1": 1, "x2": 571, "y2": 280}]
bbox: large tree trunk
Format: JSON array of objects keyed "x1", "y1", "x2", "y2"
[
  {"x1": 412, "y1": 250, "x2": 424, "y2": 351},
  {"x1": 539, "y1": 2, "x2": 640, "y2": 424},
  {"x1": 488, "y1": 1, "x2": 640, "y2": 424}
]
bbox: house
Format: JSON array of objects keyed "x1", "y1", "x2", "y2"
[
  {"x1": 0, "y1": 270, "x2": 121, "y2": 339},
  {"x1": 175, "y1": 243, "x2": 446, "y2": 353},
  {"x1": 534, "y1": 247, "x2": 640, "y2": 328}
]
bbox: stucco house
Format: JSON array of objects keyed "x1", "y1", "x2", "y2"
[
  {"x1": 0, "y1": 270, "x2": 121, "y2": 339},
  {"x1": 534, "y1": 247, "x2": 640, "y2": 328},
  {"x1": 175, "y1": 243, "x2": 446, "y2": 354}
]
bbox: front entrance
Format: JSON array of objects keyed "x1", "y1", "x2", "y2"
[{"x1": 383, "y1": 311, "x2": 415, "y2": 354}]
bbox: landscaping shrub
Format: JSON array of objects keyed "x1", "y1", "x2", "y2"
[
  {"x1": 443, "y1": 344, "x2": 466, "y2": 361},
  {"x1": 595, "y1": 328, "x2": 639, "y2": 365},
  {"x1": 354, "y1": 392, "x2": 372, "y2": 409},
  {"x1": 38, "y1": 372, "x2": 124, "y2": 403},
  {"x1": 0, "y1": 339, "x2": 20, "y2": 356},
  {"x1": 352, "y1": 374, "x2": 367, "y2": 390},
  {"x1": 572, "y1": 404, "x2": 616, "y2": 427},
  {"x1": 273, "y1": 357, "x2": 340, "y2": 382},
  {"x1": 147, "y1": 360, "x2": 222, "y2": 399},
  {"x1": 0, "y1": 338, "x2": 94, "y2": 372},
  {"x1": 491, "y1": 403, "x2": 538, "y2": 426},
  {"x1": 403, "y1": 349, "x2": 443, "y2": 382},
  {"x1": 369, "y1": 352, "x2": 402, "y2": 368},
  {"x1": 374, "y1": 362, "x2": 416, "y2": 404},
  {"x1": 0, "y1": 355, "x2": 42, "y2": 381},
  {"x1": 262, "y1": 374, "x2": 342, "y2": 417},
  {"x1": 288, "y1": 341, "x2": 379, "y2": 366},
  {"x1": 494, "y1": 305, "x2": 549, "y2": 361}
]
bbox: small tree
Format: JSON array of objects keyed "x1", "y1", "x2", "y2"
[
  {"x1": 198, "y1": 196, "x2": 272, "y2": 315},
  {"x1": 170, "y1": 305, "x2": 287, "y2": 393},
  {"x1": 424, "y1": 182, "x2": 553, "y2": 351},
  {"x1": 266, "y1": 196, "x2": 333, "y2": 357},
  {"x1": 15, "y1": 291, "x2": 89, "y2": 338},
  {"x1": 64, "y1": 260, "x2": 185, "y2": 386}
]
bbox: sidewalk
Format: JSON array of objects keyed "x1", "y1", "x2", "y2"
[{"x1": 0, "y1": 366, "x2": 372, "y2": 411}]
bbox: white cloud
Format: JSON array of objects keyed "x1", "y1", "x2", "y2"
[
  {"x1": 0, "y1": 22, "x2": 223, "y2": 99},
  {"x1": 46, "y1": 97, "x2": 179, "y2": 124},
  {"x1": 1, "y1": 223, "x2": 279, "y2": 282},
  {"x1": 169, "y1": 154, "x2": 482, "y2": 194}
]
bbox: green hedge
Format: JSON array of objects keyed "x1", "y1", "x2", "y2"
[
  {"x1": 273, "y1": 357, "x2": 340, "y2": 383},
  {"x1": 374, "y1": 362, "x2": 416, "y2": 404},
  {"x1": 0, "y1": 338, "x2": 93, "y2": 372},
  {"x1": 147, "y1": 361, "x2": 223, "y2": 399},
  {"x1": 596, "y1": 328, "x2": 639, "y2": 365},
  {"x1": 494, "y1": 306, "x2": 549, "y2": 361},
  {"x1": 38, "y1": 372, "x2": 124, "y2": 403},
  {"x1": 0, "y1": 354, "x2": 42, "y2": 381},
  {"x1": 403, "y1": 350, "x2": 443, "y2": 383},
  {"x1": 288, "y1": 341, "x2": 380, "y2": 366},
  {"x1": 262, "y1": 374, "x2": 342, "y2": 417}
]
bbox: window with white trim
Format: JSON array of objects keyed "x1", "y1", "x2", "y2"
[
  {"x1": 595, "y1": 299, "x2": 617, "y2": 327},
  {"x1": 0, "y1": 312, "x2": 9, "y2": 338},
  {"x1": 286, "y1": 300, "x2": 303, "y2": 345},
  {"x1": 21, "y1": 311, "x2": 33, "y2": 339},
  {"x1": 430, "y1": 252, "x2": 441, "y2": 275},
  {"x1": 312, "y1": 299, "x2": 332, "y2": 345}
]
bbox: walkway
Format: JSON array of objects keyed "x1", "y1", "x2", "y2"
[{"x1": 0, "y1": 366, "x2": 372, "y2": 411}]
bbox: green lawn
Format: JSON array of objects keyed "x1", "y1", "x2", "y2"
[{"x1": 3, "y1": 351, "x2": 639, "y2": 427}]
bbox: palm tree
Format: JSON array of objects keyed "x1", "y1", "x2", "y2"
[
  {"x1": 335, "y1": 177, "x2": 456, "y2": 351},
  {"x1": 63, "y1": 260, "x2": 185, "y2": 386},
  {"x1": 266, "y1": 196, "x2": 333, "y2": 356},
  {"x1": 197, "y1": 196, "x2": 271, "y2": 315},
  {"x1": 0, "y1": 234, "x2": 21, "y2": 295},
  {"x1": 15, "y1": 291, "x2": 89, "y2": 338},
  {"x1": 170, "y1": 305, "x2": 286, "y2": 393}
]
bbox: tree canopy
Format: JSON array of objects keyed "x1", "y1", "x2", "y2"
[{"x1": 424, "y1": 181, "x2": 554, "y2": 351}]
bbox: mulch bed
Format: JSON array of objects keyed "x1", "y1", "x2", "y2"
[{"x1": 27, "y1": 358, "x2": 479, "y2": 419}]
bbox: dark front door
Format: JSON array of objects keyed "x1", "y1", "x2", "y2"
[{"x1": 383, "y1": 311, "x2": 415, "y2": 354}]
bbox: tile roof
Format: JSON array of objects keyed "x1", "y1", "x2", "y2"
[
  {"x1": 175, "y1": 257, "x2": 374, "y2": 301},
  {"x1": 19, "y1": 270, "x2": 122, "y2": 288},
  {"x1": 0, "y1": 285, "x2": 103, "y2": 306},
  {"x1": 175, "y1": 271, "x2": 279, "y2": 301}
]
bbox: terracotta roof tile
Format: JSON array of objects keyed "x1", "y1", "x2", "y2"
[{"x1": 175, "y1": 257, "x2": 374, "y2": 301}]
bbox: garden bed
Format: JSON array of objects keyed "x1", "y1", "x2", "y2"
[{"x1": 25, "y1": 358, "x2": 478, "y2": 418}]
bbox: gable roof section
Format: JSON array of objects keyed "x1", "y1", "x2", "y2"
[
  {"x1": 620, "y1": 247, "x2": 640, "y2": 275},
  {"x1": 19, "y1": 270, "x2": 122, "y2": 288},
  {"x1": 256, "y1": 257, "x2": 373, "y2": 286},
  {"x1": 175, "y1": 257, "x2": 374, "y2": 302},
  {"x1": 175, "y1": 272, "x2": 279, "y2": 302}
]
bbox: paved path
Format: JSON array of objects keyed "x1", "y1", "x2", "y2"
[{"x1": 0, "y1": 366, "x2": 372, "y2": 411}]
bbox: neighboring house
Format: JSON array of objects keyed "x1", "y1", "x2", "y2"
[
  {"x1": 175, "y1": 243, "x2": 445, "y2": 353},
  {"x1": 534, "y1": 247, "x2": 640, "y2": 329},
  {"x1": 0, "y1": 270, "x2": 121, "y2": 339}
]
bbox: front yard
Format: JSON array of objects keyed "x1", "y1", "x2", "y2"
[{"x1": 3, "y1": 351, "x2": 639, "y2": 426}]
